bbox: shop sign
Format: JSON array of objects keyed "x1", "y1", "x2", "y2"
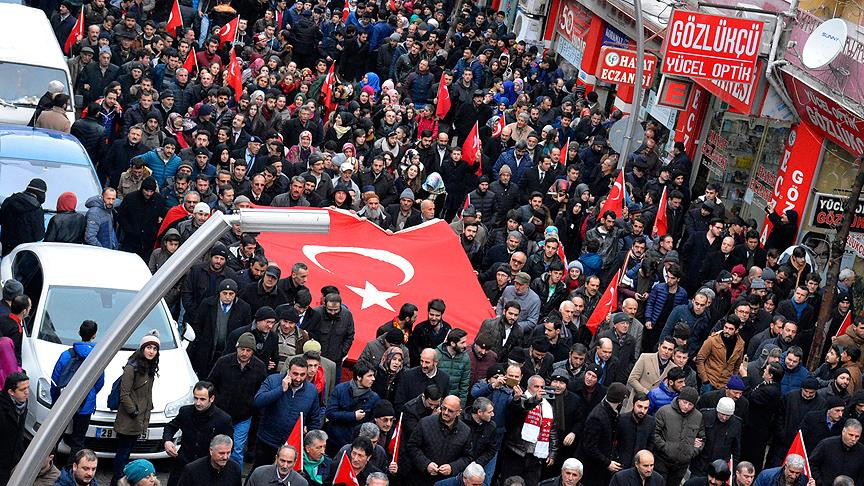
[
  {"x1": 810, "y1": 193, "x2": 864, "y2": 234},
  {"x1": 596, "y1": 47, "x2": 657, "y2": 89},
  {"x1": 693, "y1": 60, "x2": 763, "y2": 114},
  {"x1": 674, "y1": 85, "x2": 709, "y2": 158},
  {"x1": 784, "y1": 73, "x2": 864, "y2": 156},
  {"x1": 760, "y1": 123, "x2": 824, "y2": 245},
  {"x1": 556, "y1": 0, "x2": 592, "y2": 46},
  {"x1": 602, "y1": 25, "x2": 630, "y2": 48},
  {"x1": 556, "y1": 38, "x2": 585, "y2": 71},
  {"x1": 748, "y1": 163, "x2": 777, "y2": 204},
  {"x1": 662, "y1": 10, "x2": 764, "y2": 83},
  {"x1": 701, "y1": 130, "x2": 730, "y2": 176},
  {"x1": 847, "y1": 233, "x2": 864, "y2": 259},
  {"x1": 657, "y1": 76, "x2": 693, "y2": 110}
]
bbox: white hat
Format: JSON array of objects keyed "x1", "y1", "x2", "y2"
[
  {"x1": 340, "y1": 161, "x2": 354, "y2": 172},
  {"x1": 717, "y1": 397, "x2": 735, "y2": 416},
  {"x1": 194, "y1": 202, "x2": 211, "y2": 214}
]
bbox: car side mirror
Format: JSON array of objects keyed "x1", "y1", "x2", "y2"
[{"x1": 182, "y1": 325, "x2": 196, "y2": 343}]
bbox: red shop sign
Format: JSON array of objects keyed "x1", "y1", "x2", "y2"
[
  {"x1": 556, "y1": 0, "x2": 593, "y2": 45},
  {"x1": 662, "y1": 9, "x2": 764, "y2": 83},
  {"x1": 784, "y1": 73, "x2": 864, "y2": 156},
  {"x1": 674, "y1": 85, "x2": 709, "y2": 159},
  {"x1": 693, "y1": 59, "x2": 764, "y2": 114},
  {"x1": 596, "y1": 46, "x2": 657, "y2": 89}
]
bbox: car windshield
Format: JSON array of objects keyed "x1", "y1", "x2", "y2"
[
  {"x1": 38, "y1": 286, "x2": 177, "y2": 350},
  {"x1": 0, "y1": 157, "x2": 100, "y2": 212},
  {"x1": 0, "y1": 62, "x2": 70, "y2": 107}
]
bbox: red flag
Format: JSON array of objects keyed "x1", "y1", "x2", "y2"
[
  {"x1": 226, "y1": 47, "x2": 243, "y2": 101},
  {"x1": 785, "y1": 430, "x2": 812, "y2": 478},
  {"x1": 321, "y1": 61, "x2": 337, "y2": 117},
  {"x1": 166, "y1": 0, "x2": 183, "y2": 37},
  {"x1": 556, "y1": 240, "x2": 568, "y2": 266},
  {"x1": 284, "y1": 412, "x2": 304, "y2": 471},
  {"x1": 835, "y1": 310, "x2": 853, "y2": 338},
  {"x1": 182, "y1": 46, "x2": 198, "y2": 73},
  {"x1": 218, "y1": 16, "x2": 239, "y2": 46},
  {"x1": 388, "y1": 0, "x2": 398, "y2": 11},
  {"x1": 64, "y1": 9, "x2": 85, "y2": 55},
  {"x1": 597, "y1": 170, "x2": 625, "y2": 220},
  {"x1": 727, "y1": 455, "x2": 733, "y2": 485},
  {"x1": 652, "y1": 186, "x2": 668, "y2": 237},
  {"x1": 342, "y1": 2, "x2": 351, "y2": 22},
  {"x1": 585, "y1": 270, "x2": 620, "y2": 335},
  {"x1": 388, "y1": 412, "x2": 403, "y2": 463},
  {"x1": 492, "y1": 113, "x2": 506, "y2": 138},
  {"x1": 435, "y1": 71, "x2": 451, "y2": 119},
  {"x1": 258, "y1": 209, "x2": 495, "y2": 360},
  {"x1": 333, "y1": 451, "x2": 360, "y2": 486},
  {"x1": 560, "y1": 137, "x2": 569, "y2": 160},
  {"x1": 462, "y1": 122, "x2": 482, "y2": 177}
]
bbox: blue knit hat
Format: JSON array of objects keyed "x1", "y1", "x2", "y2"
[{"x1": 124, "y1": 459, "x2": 156, "y2": 483}]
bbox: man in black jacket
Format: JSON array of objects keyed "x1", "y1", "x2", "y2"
[
  {"x1": 238, "y1": 265, "x2": 291, "y2": 315},
  {"x1": 181, "y1": 243, "x2": 238, "y2": 326},
  {"x1": 225, "y1": 307, "x2": 279, "y2": 372},
  {"x1": 188, "y1": 279, "x2": 252, "y2": 377},
  {"x1": 116, "y1": 176, "x2": 166, "y2": 260},
  {"x1": 741, "y1": 362, "x2": 784, "y2": 471},
  {"x1": 579, "y1": 382, "x2": 628, "y2": 486},
  {"x1": 177, "y1": 434, "x2": 243, "y2": 486},
  {"x1": 405, "y1": 395, "x2": 473, "y2": 486},
  {"x1": 163, "y1": 381, "x2": 234, "y2": 486},
  {"x1": 0, "y1": 178, "x2": 46, "y2": 257},
  {"x1": 0, "y1": 371, "x2": 28, "y2": 485},
  {"x1": 207, "y1": 334, "x2": 268, "y2": 470},
  {"x1": 549, "y1": 371, "x2": 584, "y2": 464},
  {"x1": 616, "y1": 392, "x2": 655, "y2": 469},
  {"x1": 394, "y1": 348, "x2": 451, "y2": 411},
  {"x1": 691, "y1": 397, "x2": 741, "y2": 477},
  {"x1": 766, "y1": 377, "x2": 825, "y2": 467},
  {"x1": 0, "y1": 295, "x2": 29, "y2": 366},
  {"x1": 609, "y1": 450, "x2": 666, "y2": 486},
  {"x1": 809, "y1": 419, "x2": 864, "y2": 486},
  {"x1": 306, "y1": 293, "x2": 354, "y2": 369},
  {"x1": 498, "y1": 375, "x2": 558, "y2": 486}
]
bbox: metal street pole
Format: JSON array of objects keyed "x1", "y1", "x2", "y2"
[
  {"x1": 619, "y1": 0, "x2": 646, "y2": 167},
  {"x1": 12, "y1": 209, "x2": 330, "y2": 486}
]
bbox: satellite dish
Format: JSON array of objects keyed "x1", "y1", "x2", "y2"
[{"x1": 802, "y1": 18, "x2": 848, "y2": 69}]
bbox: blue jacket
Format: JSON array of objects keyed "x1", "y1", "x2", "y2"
[
  {"x1": 453, "y1": 57, "x2": 485, "y2": 87},
  {"x1": 141, "y1": 148, "x2": 182, "y2": 188},
  {"x1": 325, "y1": 381, "x2": 380, "y2": 450},
  {"x1": 470, "y1": 381, "x2": 513, "y2": 432},
  {"x1": 253, "y1": 375, "x2": 322, "y2": 448},
  {"x1": 780, "y1": 355, "x2": 810, "y2": 395},
  {"x1": 647, "y1": 381, "x2": 678, "y2": 415},
  {"x1": 578, "y1": 253, "x2": 603, "y2": 277},
  {"x1": 84, "y1": 196, "x2": 118, "y2": 249},
  {"x1": 493, "y1": 148, "x2": 534, "y2": 186},
  {"x1": 51, "y1": 341, "x2": 105, "y2": 415},
  {"x1": 367, "y1": 21, "x2": 394, "y2": 52},
  {"x1": 659, "y1": 302, "x2": 713, "y2": 356},
  {"x1": 644, "y1": 283, "x2": 689, "y2": 326},
  {"x1": 55, "y1": 467, "x2": 102, "y2": 486},
  {"x1": 753, "y1": 466, "x2": 809, "y2": 486}
]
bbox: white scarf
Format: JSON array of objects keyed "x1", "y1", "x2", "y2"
[{"x1": 520, "y1": 397, "x2": 554, "y2": 459}]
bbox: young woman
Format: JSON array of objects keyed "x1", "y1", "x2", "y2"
[
  {"x1": 371, "y1": 346, "x2": 405, "y2": 403},
  {"x1": 112, "y1": 331, "x2": 160, "y2": 485}
]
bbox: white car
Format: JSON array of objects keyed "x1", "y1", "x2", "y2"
[{"x1": 0, "y1": 243, "x2": 198, "y2": 459}]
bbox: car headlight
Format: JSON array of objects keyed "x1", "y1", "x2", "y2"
[
  {"x1": 164, "y1": 388, "x2": 193, "y2": 418},
  {"x1": 37, "y1": 377, "x2": 53, "y2": 408}
]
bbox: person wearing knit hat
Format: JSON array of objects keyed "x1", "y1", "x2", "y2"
[
  {"x1": 606, "y1": 382, "x2": 628, "y2": 404},
  {"x1": 387, "y1": 187, "x2": 422, "y2": 231},
  {"x1": 1, "y1": 279, "x2": 23, "y2": 308},
  {"x1": 236, "y1": 332, "x2": 257, "y2": 350},
  {"x1": 652, "y1": 385, "x2": 704, "y2": 486},
  {"x1": 716, "y1": 396, "x2": 736, "y2": 416},
  {"x1": 140, "y1": 329, "x2": 161, "y2": 350},
  {"x1": 122, "y1": 458, "x2": 156, "y2": 484},
  {"x1": 0, "y1": 178, "x2": 47, "y2": 256}
]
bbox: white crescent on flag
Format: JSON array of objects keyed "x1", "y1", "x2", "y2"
[{"x1": 301, "y1": 245, "x2": 415, "y2": 285}]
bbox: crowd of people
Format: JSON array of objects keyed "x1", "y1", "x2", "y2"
[{"x1": 0, "y1": 0, "x2": 862, "y2": 486}]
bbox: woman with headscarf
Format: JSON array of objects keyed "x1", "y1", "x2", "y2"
[
  {"x1": 162, "y1": 113, "x2": 193, "y2": 149},
  {"x1": 286, "y1": 130, "x2": 319, "y2": 168},
  {"x1": 371, "y1": 346, "x2": 405, "y2": 403},
  {"x1": 495, "y1": 80, "x2": 517, "y2": 107},
  {"x1": 360, "y1": 72, "x2": 381, "y2": 96},
  {"x1": 44, "y1": 192, "x2": 86, "y2": 243},
  {"x1": 324, "y1": 111, "x2": 355, "y2": 147}
]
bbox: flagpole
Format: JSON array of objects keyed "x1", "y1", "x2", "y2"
[{"x1": 233, "y1": 15, "x2": 240, "y2": 44}]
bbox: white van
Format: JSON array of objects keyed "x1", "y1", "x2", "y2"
[
  {"x1": 0, "y1": 4, "x2": 76, "y2": 125},
  {"x1": 0, "y1": 243, "x2": 198, "y2": 459}
]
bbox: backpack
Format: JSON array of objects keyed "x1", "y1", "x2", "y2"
[
  {"x1": 50, "y1": 347, "x2": 85, "y2": 404},
  {"x1": 107, "y1": 375, "x2": 122, "y2": 411}
]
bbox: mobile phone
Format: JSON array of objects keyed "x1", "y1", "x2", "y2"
[{"x1": 506, "y1": 377, "x2": 519, "y2": 388}]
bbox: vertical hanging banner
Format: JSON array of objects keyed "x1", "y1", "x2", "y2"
[
  {"x1": 760, "y1": 123, "x2": 823, "y2": 244},
  {"x1": 674, "y1": 85, "x2": 709, "y2": 159}
]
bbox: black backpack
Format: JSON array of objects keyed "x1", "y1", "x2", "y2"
[{"x1": 50, "y1": 347, "x2": 85, "y2": 404}]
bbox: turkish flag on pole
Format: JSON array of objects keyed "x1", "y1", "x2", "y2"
[
  {"x1": 462, "y1": 122, "x2": 482, "y2": 177},
  {"x1": 652, "y1": 186, "x2": 668, "y2": 237},
  {"x1": 342, "y1": 2, "x2": 351, "y2": 22},
  {"x1": 597, "y1": 170, "x2": 626, "y2": 220},
  {"x1": 333, "y1": 451, "x2": 360, "y2": 486},
  {"x1": 227, "y1": 47, "x2": 243, "y2": 101},
  {"x1": 388, "y1": 413, "x2": 403, "y2": 463},
  {"x1": 492, "y1": 113, "x2": 506, "y2": 138},
  {"x1": 258, "y1": 209, "x2": 494, "y2": 359},
  {"x1": 585, "y1": 270, "x2": 621, "y2": 334},
  {"x1": 835, "y1": 310, "x2": 853, "y2": 338},
  {"x1": 218, "y1": 16, "x2": 239, "y2": 46},
  {"x1": 388, "y1": 0, "x2": 398, "y2": 11},
  {"x1": 560, "y1": 137, "x2": 570, "y2": 160},
  {"x1": 727, "y1": 456, "x2": 733, "y2": 485},
  {"x1": 785, "y1": 430, "x2": 812, "y2": 478},
  {"x1": 436, "y1": 71, "x2": 451, "y2": 119},
  {"x1": 321, "y1": 62, "x2": 337, "y2": 117},
  {"x1": 284, "y1": 412, "x2": 304, "y2": 471},
  {"x1": 64, "y1": 9, "x2": 85, "y2": 55},
  {"x1": 182, "y1": 46, "x2": 198, "y2": 73},
  {"x1": 166, "y1": 0, "x2": 183, "y2": 37}
]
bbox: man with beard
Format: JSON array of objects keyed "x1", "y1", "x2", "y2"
[
  {"x1": 394, "y1": 348, "x2": 451, "y2": 411},
  {"x1": 460, "y1": 222, "x2": 484, "y2": 270},
  {"x1": 766, "y1": 377, "x2": 825, "y2": 467},
  {"x1": 272, "y1": 176, "x2": 311, "y2": 207},
  {"x1": 477, "y1": 301, "x2": 524, "y2": 362},
  {"x1": 163, "y1": 381, "x2": 234, "y2": 486},
  {"x1": 695, "y1": 316, "x2": 745, "y2": 392},
  {"x1": 306, "y1": 293, "x2": 355, "y2": 371},
  {"x1": 116, "y1": 176, "x2": 165, "y2": 260},
  {"x1": 358, "y1": 193, "x2": 388, "y2": 228},
  {"x1": 751, "y1": 454, "x2": 811, "y2": 486},
  {"x1": 84, "y1": 187, "x2": 118, "y2": 249},
  {"x1": 580, "y1": 382, "x2": 629, "y2": 486},
  {"x1": 740, "y1": 362, "x2": 784, "y2": 471},
  {"x1": 182, "y1": 243, "x2": 239, "y2": 326},
  {"x1": 548, "y1": 371, "x2": 583, "y2": 463},
  {"x1": 53, "y1": 449, "x2": 99, "y2": 486},
  {"x1": 177, "y1": 202, "x2": 213, "y2": 243},
  {"x1": 0, "y1": 178, "x2": 47, "y2": 257},
  {"x1": 358, "y1": 157, "x2": 397, "y2": 206},
  {"x1": 690, "y1": 397, "x2": 741, "y2": 477},
  {"x1": 468, "y1": 177, "x2": 496, "y2": 226},
  {"x1": 387, "y1": 189, "x2": 422, "y2": 232},
  {"x1": 239, "y1": 265, "x2": 291, "y2": 315},
  {"x1": 247, "y1": 444, "x2": 309, "y2": 486},
  {"x1": 616, "y1": 393, "x2": 655, "y2": 469}
]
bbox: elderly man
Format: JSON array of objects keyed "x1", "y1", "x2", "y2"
[
  {"x1": 752, "y1": 454, "x2": 813, "y2": 486},
  {"x1": 177, "y1": 435, "x2": 243, "y2": 486},
  {"x1": 393, "y1": 348, "x2": 450, "y2": 411},
  {"x1": 809, "y1": 418, "x2": 864, "y2": 486},
  {"x1": 246, "y1": 444, "x2": 309, "y2": 486},
  {"x1": 609, "y1": 450, "x2": 665, "y2": 486},
  {"x1": 433, "y1": 462, "x2": 486, "y2": 486},
  {"x1": 496, "y1": 272, "x2": 541, "y2": 332},
  {"x1": 539, "y1": 458, "x2": 584, "y2": 486},
  {"x1": 499, "y1": 375, "x2": 557, "y2": 486}
]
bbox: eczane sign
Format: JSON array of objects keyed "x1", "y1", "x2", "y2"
[
  {"x1": 662, "y1": 10, "x2": 763, "y2": 83},
  {"x1": 596, "y1": 46, "x2": 657, "y2": 89}
]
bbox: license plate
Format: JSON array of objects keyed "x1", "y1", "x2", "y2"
[{"x1": 94, "y1": 427, "x2": 148, "y2": 440}]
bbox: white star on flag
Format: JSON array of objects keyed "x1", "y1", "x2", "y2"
[{"x1": 345, "y1": 281, "x2": 399, "y2": 311}]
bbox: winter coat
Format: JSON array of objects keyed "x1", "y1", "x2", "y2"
[
  {"x1": 50, "y1": 342, "x2": 105, "y2": 414},
  {"x1": 54, "y1": 467, "x2": 102, "y2": 486},
  {"x1": 691, "y1": 409, "x2": 741, "y2": 475},
  {"x1": 36, "y1": 107, "x2": 71, "y2": 132},
  {"x1": 393, "y1": 366, "x2": 450, "y2": 411},
  {"x1": 101, "y1": 138, "x2": 146, "y2": 187},
  {"x1": 659, "y1": 302, "x2": 713, "y2": 356},
  {"x1": 357, "y1": 335, "x2": 411, "y2": 370},
  {"x1": 436, "y1": 343, "x2": 471, "y2": 403},
  {"x1": 181, "y1": 262, "x2": 238, "y2": 325},
  {"x1": 764, "y1": 210, "x2": 799, "y2": 252},
  {"x1": 461, "y1": 411, "x2": 498, "y2": 466},
  {"x1": 777, "y1": 389, "x2": 826, "y2": 449},
  {"x1": 0, "y1": 191, "x2": 44, "y2": 256},
  {"x1": 113, "y1": 361, "x2": 155, "y2": 435},
  {"x1": 116, "y1": 189, "x2": 166, "y2": 256},
  {"x1": 753, "y1": 466, "x2": 809, "y2": 486},
  {"x1": 627, "y1": 353, "x2": 671, "y2": 395},
  {"x1": 800, "y1": 409, "x2": 843, "y2": 451},
  {"x1": 45, "y1": 211, "x2": 86, "y2": 244},
  {"x1": 176, "y1": 455, "x2": 243, "y2": 486},
  {"x1": 653, "y1": 398, "x2": 705, "y2": 468},
  {"x1": 306, "y1": 306, "x2": 355, "y2": 364},
  {"x1": 140, "y1": 148, "x2": 182, "y2": 188},
  {"x1": 609, "y1": 468, "x2": 666, "y2": 486},
  {"x1": 493, "y1": 147, "x2": 534, "y2": 186},
  {"x1": 476, "y1": 316, "x2": 524, "y2": 362},
  {"x1": 325, "y1": 381, "x2": 380, "y2": 449},
  {"x1": 810, "y1": 436, "x2": 864, "y2": 486},
  {"x1": 224, "y1": 324, "x2": 279, "y2": 370},
  {"x1": 0, "y1": 389, "x2": 27, "y2": 468},
  {"x1": 406, "y1": 414, "x2": 473, "y2": 486},
  {"x1": 206, "y1": 352, "x2": 267, "y2": 422},
  {"x1": 187, "y1": 296, "x2": 252, "y2": 376},
  {"x1": 253, "y1": 375, "x2": 322, "y2": 448},
  {"x1": 530, "y1": 274, "x2": 569, "y2": 318},
  {"x1": 695, "y1": 332, "x2": 745, "y2": 388},
  {"x1": 615, "y1": 411, "x2": 655, "y2": 468},
  {"x1": 647, "y1": 381, "x2": 678, "y2": 415},
  {"x1": 84, "y1": 195, "x2": 118, "y2": 249},
  {"x1": 238, "y1": 281, "x2": 292, "y2": 315},
  {"x1": 71, "y1": 116, "x2": 106, "y2": 163},
  {"x1": 161, "y1": 403, "x2": 233, "y2": 464},
  {"x1": 578, "y1": 399, "x2": 619, "y2": 486}
]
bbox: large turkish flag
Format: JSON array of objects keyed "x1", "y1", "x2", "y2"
[{"x1": 258, "y1": 209, "x2": 495, "y2": 360}]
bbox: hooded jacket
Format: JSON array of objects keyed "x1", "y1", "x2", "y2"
[
  {"x1": 45, "y1": 193, "x2": 86, "y2": 244},
  {"x1": 84, "y1": 195, "x2": 118, "y2": 249},
  {"x1": 653, "y1": 397, "x2": 705, "y2": 467},
  {"x1": 0, "y1": 190, "x2": 44, "y2": 256}
]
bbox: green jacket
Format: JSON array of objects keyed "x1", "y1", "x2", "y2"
[{"x1": 436, "y1": 343, "x2": 471, "y2": 404}]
